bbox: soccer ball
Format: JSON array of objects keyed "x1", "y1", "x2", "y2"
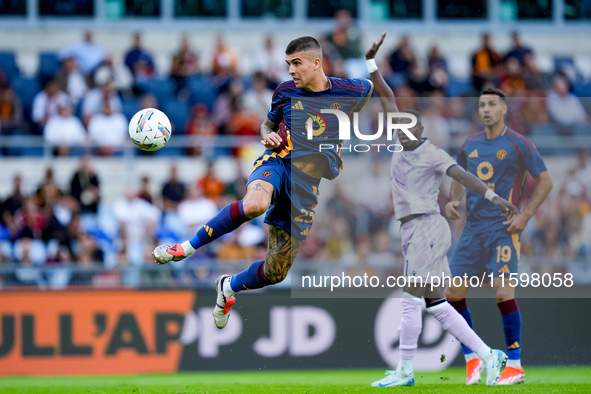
[{"x1": 128, "y1": 108, "x2": 172, "y2": 151}]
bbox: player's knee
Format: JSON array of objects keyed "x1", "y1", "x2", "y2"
[{"x1": 242, "y1": 195, "x2": 270, "y2": 218}]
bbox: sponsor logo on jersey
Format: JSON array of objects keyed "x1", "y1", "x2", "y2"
[
  {"x1": 468, "y1": 149, "x2": 479, "y2": 158},
  {"x1": 291, "y1": 101, "x2": 304, "y2": 110},
  {"x1": 498, "y1": 265, "x2": 510, "y2": 273},
  {"x1": 477, "y1": 161, "x2": 494, "y2": 181}
]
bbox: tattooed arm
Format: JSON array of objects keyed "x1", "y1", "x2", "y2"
[
  {"x1": 264, "y1": 226, "x2": 302, "y2": 284},
  {"x1": 260, "y1": 118, "x2": 282, "y2": 150}
]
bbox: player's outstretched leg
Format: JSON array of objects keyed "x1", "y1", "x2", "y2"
[
  {"x1": 153, "y1": 180, "x2": 273, "y2": 264},
  {"x1": 371, "y1": 296, "x2": 421, "y2": 387},
  {"x1": 213, "y1": 226, "x2": 300, "y2": 329},
  {"x1": 448, "y1": 296, "x2": 482, "y2": 384},
  {"x1": 426, "y1": 299, "x2": 507, "y2": 385}
]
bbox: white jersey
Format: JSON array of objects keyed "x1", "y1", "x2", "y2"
[{"x1": 391, "y1": 139, "x2": 457, "y2": 220}]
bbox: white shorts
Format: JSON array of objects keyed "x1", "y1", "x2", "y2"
[{"x1": 400, "y1": 214, "x2": 452, "y2": 281}]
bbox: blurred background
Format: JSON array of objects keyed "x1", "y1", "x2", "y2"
[{"x1": 0, "y1": 0, "x2": 590, "y2": 290}]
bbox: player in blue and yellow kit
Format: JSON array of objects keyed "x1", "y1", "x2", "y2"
[
  {"x1": 445, "y1": 88, "x2": 553, "y2": 385},
  {"x1": 153, "y1": 36, "x2": 373, "y2": 329}
]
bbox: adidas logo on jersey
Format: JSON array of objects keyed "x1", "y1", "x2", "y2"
[
  {"x1": 468, "y1": 149, "x2": 479, "y2": 158},
  {"x1": 292, "y1": 101, "x2": 304, "y2": 110}
]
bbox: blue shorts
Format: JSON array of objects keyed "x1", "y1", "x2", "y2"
[
  {"x1": 450, "y1": 230, "x2": 521, "y2": 278},
  {"x1": 248, "y1": 152, "x2": 320, "y2": 240}
]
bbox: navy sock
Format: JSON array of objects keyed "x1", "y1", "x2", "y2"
[
  {"x1": 230, "y1": 260, "x2": 271, "y2": 293},
  {"x1": 449, "y1": 298, "x2": 474, "y2": 355},
  {"x1": 498, "y1": 299, "x2": 522, "y2": 360},
  {"x1": 189, "y1": 201, "x2": 248, "y2": 249}
]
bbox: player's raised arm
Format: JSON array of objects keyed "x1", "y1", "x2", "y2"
[
  {"x1": 447, "y1": 165, "x2": 518, "y2": 217},
  {"x1": 365, "y1": 32, "x2": 398, "y2": 113},
  {"x1": 260, "y1": 117, "x2": 282, "y2": 150}
]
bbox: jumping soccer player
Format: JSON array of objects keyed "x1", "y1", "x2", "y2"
[
  {"x1": 153, "y1": 36, "x2": 373, "y2": 329},
  {"x1": 366, "y1": 32, "x2": 516, "y2": 388},
  {"x1": 445, "y1": 88, "x2": 553, "y2": 385}
]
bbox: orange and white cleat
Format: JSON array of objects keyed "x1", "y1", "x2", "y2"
[
  {"x1": 152, "y1": 243, "x2": 186, "y2": 264},
  {"x1": 496, "y1": 366, "x2": 525, "y2": 385},
  {"x1": 213, "y1": 275, "x2": 236, "y2": 329},
  {"x1": 466, "y1": 357, "x2": 485, "y2": 385}
]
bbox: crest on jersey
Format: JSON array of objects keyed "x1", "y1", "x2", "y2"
[
  {"x1": 262, "y1": 171, "x2": 272, "y2": 178},
  {"x1": 329, "y1": 102, "x2": 342, "y2": 110},
  {"x1": 496, "y1": 149, "x2": 507, "y2": 160}
]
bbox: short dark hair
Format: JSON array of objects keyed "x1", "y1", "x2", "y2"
[
  {"x1": 285, "y1": 36, "x2": 322, "y2": 57},
  {"x1": 480, "y1": 88, "x2": 507, "y2": 103},
  {"x1": 402, "y1": 109, "x2": 422, "y2": 124}
]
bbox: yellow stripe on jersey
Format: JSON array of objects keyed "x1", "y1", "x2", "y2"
[
  {"x1": 512, "y1": 233, "x2": 521, "y2": 261},
  {"x1": 250, "y1": 152, "x2": 278, "y2": 175},
  {"x1": 278, "y1": 128, "x2": 293, "y2": 158},
  {"x1": 501, "y1": 126, "x2": 508, "y2": 136}
]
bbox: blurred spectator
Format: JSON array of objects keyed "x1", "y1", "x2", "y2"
[
  {"x1": 31, "y1": 78, "x2": 70, "y2": 130},
  {"x1": 546, "y1": 74, "x2": 589, "y2": 130},
  {"x1": 243, "y1": 71, "x2": 274, "y2": 122},
  {"x1": 197, "y1": 161, "x2": 225, "y2": 205},
  {"x1": 124, "y1": 32, "x2": 156, "y2": 86},
  {"x1": 42, "y1": 194, "x2": 76, "y2": 246},
  {"x1": 137, "y1": 176, "x2": 153, "y2": 204},
  {"x1": 254, "y1": 35, "x2": 289, "y2": 84},
  {"x1": 140, "y1": 93, "x2": 158, "y2": 109},
  {"x1": 574, "y1": 149, "x2": 591, "y2": 200},
  {"x1": 356, "y1": 162, "x2": 392, "y2": 234},
  {"x1": 70, "y1": 156, "x2": 100, "y2": 215},
  {"x1": 43, "y1": 100, "x2": 86, "y2": 156},
  {"x1": 1, "y1": 175, "x2": 25, "y2": 241},
  {"x1": 224, "y1": 158, "x2": 248, "y2": 200},
  {"x1": 325, "y1": 183, "x2": 358, "y2": 241},
  {"x1": 341, "y1": 235, "x2": 379, "y2": 277},
  {"x1": 426, "y1": 45, "x2": 449, "y2": 92},
  {"x1": 324, "y1": 9, "x2": 365, "y2": 78},
  {"x1": 13, "y1": 197, "x2": 46, "y2": 240},
  {"x1": 170, "y1": 35, "x2": 200, "y2": 94},
  {"x1": 505, "y1": 32, "x2": 533, "y2": 65},
  {"x1": 212, "y1": 34, "x2": 238, "y2": 78},
  {"x1": 161, "y1": 164, "x2": 186, "y2": 212},
  {"x1": 184, "y1": 104, "x2": 217, "y2": 156},
  {"x1": 177, "y1": 185, "x2": 218, "y2": 237},
  {"x1": 318, "y1": 35, "x2": 346, "y2": 79},
  {"x1": 0, "y1": 82, "x2": 24, "y2": 135},
  {"x1": 227, "y1": 101, "x2": 259, "y2": 139},
  {"x1": 93, "y1": 54, "x2": 133, "y2": 93},
  {"x1": 82, "y1": 69, "x2": 122, "y2": 126},
  {"x1": 421, "y1": 98, "x2": 451, "y2": 150},
  {"x1": 388, "y1": 35, "x2": 416, "y2": 82},
  {"x1": 58, "y1": 30, "x2": 105, "y2": 76},
  {"x1": 113, "y1": 189, "x2": 160, "y2": 266},
  {"x1": 471, "y1": 33, "x2": 503, "y2": 91},
  {"x1": 56, "y1": 56, "x2": 89, "y2": 106},
  {"x1": 13, "y1": 238, "x2": 45, "y2": 286},
  {"x1": 87, "y1": 98, "x2": 127, "y2": 155},
  {"x1": 445, "y1": 97, "x2": 473, "y2": 138},
  {"x1": 324, "y1": 217, "x2": 353, "y2": 260},
  {"x1": 35, "y1": 168, "x2": 63, "y2": 209},
  {"x1": 211, "y1": 78, "x2": 244, "y2": 133},
  {"x1": 500, "y1": 57, "x2": 525, "y2": 97}
]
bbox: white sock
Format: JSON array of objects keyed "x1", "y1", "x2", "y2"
[
  {"x1": 397, "y1": 358, "x2": 413, "y2": 375},
  {"x1": 222, "y1": 277, "x2": 235, "y2": 298},
  {"x1": 506, "y1": 359, "x2": 521, "y2": 369},
  {"x1": 475, "y1": 344, "x2": 493, "y2": 362},
  {"x1": 464, "y1": 353, "x2": 479, "y2": 362},
  {"x1": 181, "y1": 240, "x2": 196, "y2": 256}
]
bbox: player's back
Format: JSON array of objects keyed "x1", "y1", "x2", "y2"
[
  {"x1": 391, "y1": 139, "x2": 457, "y2": 220},
  {"x1": 457, "y1": 127, "x2": 547, "y2": 233}
]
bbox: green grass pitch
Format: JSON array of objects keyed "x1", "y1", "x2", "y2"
[{"x1": 0, "y1": 367, "x2": 590, "y2": 393}]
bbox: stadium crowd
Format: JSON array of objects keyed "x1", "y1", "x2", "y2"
[{"x1": 0, "y1": 15, "x2": 590, "y2": 288}]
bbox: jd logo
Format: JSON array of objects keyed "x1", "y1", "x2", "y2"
[
  {"x1": 306, "y1": 110, "x2": 418, "y2": 141},
  {"x1": 374, "y1": 291, "x2": 460, "y2": 370}
]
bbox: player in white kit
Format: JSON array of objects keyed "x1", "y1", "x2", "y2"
[{"x1": 366, "y1": 33, "x2": 519, "y2": 387}]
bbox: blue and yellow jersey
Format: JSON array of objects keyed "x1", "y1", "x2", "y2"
[
  {"x1": 266, "y1": 77, "x2": 373, "y2": 180},
  {"x1": 457, "y1": 126, "x2": 547, "y2": 234}
]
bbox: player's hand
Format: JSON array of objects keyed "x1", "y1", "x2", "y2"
[
  {"x1": 503, "y1": 212, "x2": 530, "y2": 234},
  {"x1": 261, "y1": 132, "x2": 282, "y2": 150},
  {"x1": 492, "y1": 196, "x2": 519, "y2": 217},
  {"x1": 445, "y1": 200, "x2": 463, "y2": 220},
  {"x1": 365, "y1": 32, "x2": 387, "y2": 60}
]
